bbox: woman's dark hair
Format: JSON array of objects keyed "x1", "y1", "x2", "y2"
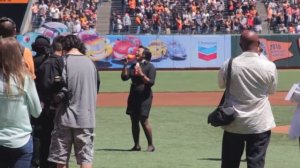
[
  {"x1": 144, "y1": 47, "x2": 152, "y2": 61},
  {"x1": 62, "y1": 35, "x2": 86, "y2": 54},
  {"x1": 139, "y1": 45, "x2": 152, "y2": 61}
]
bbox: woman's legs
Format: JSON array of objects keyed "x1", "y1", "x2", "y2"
[
  {"x1": 140, "y1": 117, "x2": 155, "y2": 152},
  {"x1": 130, "y1": 115, "x2": 141, "y2": 150}
]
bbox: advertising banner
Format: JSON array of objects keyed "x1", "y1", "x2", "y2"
[
  {"x1": 91, "y1": 35, "x2": 232, "y2": 69},
  {"x1": 231, "y1": 34, "x2": 300, "y2": 68}
]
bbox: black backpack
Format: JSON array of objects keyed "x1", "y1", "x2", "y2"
[{"x1": 34, "y1": 54, "x2": 64, "y2": 102}]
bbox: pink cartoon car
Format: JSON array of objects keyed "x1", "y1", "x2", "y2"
[{"x1": 112, "y1": 36, "x2": 141, "y2": 61}]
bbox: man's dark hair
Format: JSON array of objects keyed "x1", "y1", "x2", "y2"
[
  {"x1": 0, "y1": 17, "x2": 16, "y2": 38},
  {"x1": 52, "y1": 35, "x2": 64, "y2": 52},
  {"x1": 62, "y1": 35, "x2": 86, "y2": 54}
]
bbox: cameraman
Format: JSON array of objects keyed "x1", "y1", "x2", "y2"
[
  {"x1": 32, "y1": 35, "x2": 64, "y2": 168},
  {"x1": 48, "y1": 35, "x2": 99, "y2": 168}
]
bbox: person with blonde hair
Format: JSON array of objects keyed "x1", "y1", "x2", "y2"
[{"x1": 0, "y1": 37, "x2": 42, "y2": 167}]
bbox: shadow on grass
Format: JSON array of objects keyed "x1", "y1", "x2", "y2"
[
  {"x1": 197, "y1": 158, "x2": 221, "y2": 161},
  {"x1": 197, "y1": 158, "x2": 246, "y2": 162},
  {"x1": 96, "y1": 148, "x2": 132, "y2": 152}
]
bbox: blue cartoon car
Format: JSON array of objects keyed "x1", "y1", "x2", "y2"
[{"x1": 166, "y1": 40, "x2": 187, "y2": 60}]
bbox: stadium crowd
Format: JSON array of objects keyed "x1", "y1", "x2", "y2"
[
  {"x1": 265, "y1": 0, "x2": 300, "y2": 34},
  {"x1": 31, "y1": 0, "x2": 99, "y2": 34},
  {"x1": 111, "y1": 0, "x2": 264, "y2": 34},
  {"x1": 28, "y1": 0, "x2": 300, "y2": 35}
]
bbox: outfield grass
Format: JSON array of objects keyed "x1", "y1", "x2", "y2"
[
  {"x1": 67, "y1": 106, "x2": 299, "y2": 168},
  {"x1": 100, "y1": 69, "x2": 300, "y2": 92},
  {"x1": 66, "y1": 69, "x2": 300, "y2": 167}
]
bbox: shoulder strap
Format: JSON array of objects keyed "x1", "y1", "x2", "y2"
[
  {"x1": 218, "y1": 58, "x2": 233, "y2": 106},
  {"x1": 224, "y1": 58, "x2": 233, "y2": 103},
  {"x1": 35, "y1": 54, "x2": 49, "y2": 71},
  {"x1": 225, "y1": 58, "x2": 233, "y2": 94}
]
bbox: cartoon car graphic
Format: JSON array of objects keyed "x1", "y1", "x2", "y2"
[
  {"x1": 112, "y1": 36, "x2": 141, "y2": 61},
  {"x1": 147, "y1": 40, "x2": 167, "y2": 61},
  {"x1": 78, "y1": 32, "x2": 112, "y2": 61},
  {"x1": 166, "y1": 40, "x2": 187, "y2": 60}
]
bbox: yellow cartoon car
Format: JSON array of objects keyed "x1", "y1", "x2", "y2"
[{"x1": 147, "y1": 40, "x2": 167, "y2": 61}]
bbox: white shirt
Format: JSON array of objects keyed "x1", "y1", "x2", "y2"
[{"x1": 218, "y1": 52, "x2": 278, "y2": 134}]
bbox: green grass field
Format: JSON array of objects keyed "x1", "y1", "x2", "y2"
[
  {"x1": 100, "y1": 69, "x2": 300, "y2": 92},
  {"x1": 67, "y1": 106, "x2": 299, "y2": 168},
  {"x1": 67, "y1": 70, "x2": 300, "y2": 167}
]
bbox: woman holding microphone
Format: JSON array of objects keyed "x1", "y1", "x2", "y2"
[{"x1": 121, "y1": 45, "x2": 156, "y2": 152}]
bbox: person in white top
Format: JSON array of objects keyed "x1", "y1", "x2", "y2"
[
  {"x1": 218, "y1": 30, "x2": 278, "y2": 168},
  {"x1": 0, "y1": 37, "x2": 42, "y2": 168}
]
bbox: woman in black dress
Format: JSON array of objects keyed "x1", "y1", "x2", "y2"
[{"x1": 121, "y1": 46, "x2": 156, "y2": 152}]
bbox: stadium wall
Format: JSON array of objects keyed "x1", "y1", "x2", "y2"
[
  {"x1": 231, "y1": 34, "x2": 300, "y2": 68},
  {"x1": 91, "y1": 34, "x2": 300, "y2": 69},
  {"x1": 92, "y1": 35, "x2": 232, "y2": 69},
  {"x1": 17, "y1": 32, "x2": 300, "y2": 69}
]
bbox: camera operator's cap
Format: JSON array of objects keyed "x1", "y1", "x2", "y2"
[{"x1": 34, "y1": 35, "x2": 51, "y2": 48}]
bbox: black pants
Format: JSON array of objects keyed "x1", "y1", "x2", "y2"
[
  {"x1": 221, "y1": 130, "x2": 271, "y2": 168},
  {"x1": 31, "y1": 106, "x2": 56, "y2": 168}
]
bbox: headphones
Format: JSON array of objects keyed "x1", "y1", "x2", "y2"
[{"x1": 31, "y1": 35, "x2": 52, "y2": 54}]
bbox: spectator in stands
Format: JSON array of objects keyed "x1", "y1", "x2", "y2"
[
  {"x1": 129, "y1": 0, "x2": 137, "y2": 15},
  {"x1": 73, "y1": 17, "x2": 82, "y2": 35},
  {"x1": 288, "y1": 23, "x2": 295, "y2": 34},
  {"x1": 123, "y1": 12, "x2": 132, "y2": 33},
  {"x1": 50, "y1": 3, "x2": 60, "y2": 22},
  {"x1": 296, "y1": 22, "x2": 300, "y2": 33},
  {"x1": 224, "y1": 17, "x2": 232, "y2": 33},
  {"x1": 254, "y1": 13, "x2": 262, "y2": 33},
  {"x1": 31, "y1": 2, "x2": 39, "y2": 25},
  {"x1": 0, "y1": 37, "x2": 42, "y2": 168},
  {"x1": 116, "y1": 15, "x2": 123, "y2": 34},
  {"x1": 142, "y1": 15, "x2": 151, "y2": 34},
  {"x1": 176, "y1": 15, "x2": 183, "y2": 34},
  {"x1": 278, "y1": 23, "x2": 288, "y2": 33},
  {"x1": 111, "y1": 11, "x2": 117, "y2": 34},
  {"x1": 228, "y1": 0, "x2": 236, "y2": 17},
  {"x1": 135, "y1": 12, "x2": 143, "y2": 34}
]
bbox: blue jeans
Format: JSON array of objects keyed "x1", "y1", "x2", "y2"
[{"x1": 0, "y1": 137, "x2": 33, "y2": 168}]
